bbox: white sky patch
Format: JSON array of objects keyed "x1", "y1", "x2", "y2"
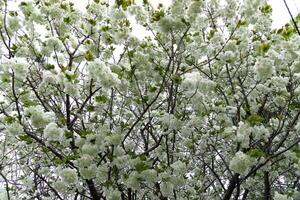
[{"x1": 269, "y1": 0, "x2": 300, "y2": 28}]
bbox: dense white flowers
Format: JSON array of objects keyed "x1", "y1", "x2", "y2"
[
  {"x1": 6, "y1": 122, "x2": 23, "y2": 136},
  {"x1": 87, "y1": 59, "x2": 120, "y2": 88},
  {"x1": 26, "y1": 106, "x2": 55, "y2": 128},
  {"x1": 140, "y1": 169, "x2": 157, "y2": 183},
  {"x1": 254, "y1": 58, "x2": 274, "y2": 80},
  {"x1": 105, "y1": 188, "x2": 121, "y2": 200},
  {"x1": 1, "y1": 0, "x2": 300, "y2": 199},
  {"x1": 274, "y1": 192, "x2": 291, "y2": 200},
  {"x1": 229, "y1": 151, "x2": 255, "y2": 174},
  {"x1": 160, "y1": 181, "x2": 174, "y2": 197},
  {"x1": 79, "y1": 164, "x2": 97, "y2": 180},
  {"x1": 43, "y1": 122, "x2": 64, "y2": 141},
  {"x1": 236, "y1": 122, "x2": 251, "y2": 148},
  {"x1": 8, "y1": 17, "x2": 21, "y2": 32},
  {"x1": 59, "y1": 168, "x2": 78, "y2": 184},
  {"x1": 171, "y1": 160, "x2": 186, "y2": 176}
]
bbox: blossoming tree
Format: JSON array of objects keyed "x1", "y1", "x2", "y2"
[{"x1": 0, "y1": 0, "x2": 300, "y2": 199}]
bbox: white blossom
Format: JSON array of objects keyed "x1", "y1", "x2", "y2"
[
  {"x1": 59, "y1": 168, "x2": 78, "y2": 184},
  {"x1": 254, "y1": 58, "x2": 274, "y2": 80},
  {"x1": 229, "y1": 151, "x2": 255, "y2": 174},
  {"x1": 44, "y1": 122, "x2": 64, "y2": 141},
  {"x1": 274, "y1": 192, "x2": 291, "y2": 200}
]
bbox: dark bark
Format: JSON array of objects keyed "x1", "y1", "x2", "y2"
[
  {"x1": 264, "y1": 171, "x2": 271, "y2": 200},
  {"x1": 86, "y1": 179, "x2": 101, "y2": 200},
  {"x1": 222, "y1": 173, "x2": 239, "y2": 200}
]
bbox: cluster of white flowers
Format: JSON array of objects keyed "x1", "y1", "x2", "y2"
[
  {"x1": 273, "y1": 96, "x2": 286, "y2": 107},
  {"x1": 140, "y1": 169, "x2": 157, "y2": 183},
  {"x1": 6, "y1": 122, "x2": 23, "y2": 136},
  {"x1": 236, "y1": 122, "x2": 251, "y2": 148},
  {"x1": 52, "y1": 181, "x2": 67, "y2": 193},
  {"x1": 220, "y1": 50, "x2": 236, "y2": 63},
  {"x1": 171, "y1": 160, "x2": 186, "y2": 176},
  {"x1": 269, "y1": 76, "x2": 289, "y2": 94},
  {"x1": 79, "y1": 164, "x2": 97, "y2": 180},
  {"x1": 25, "y1": 106, "x2": 55, "y2": 128},
  {"x1": 42, "y1": 71, "x2": 57, "y2": 85},
  {"x1": 125, "y1": 171, "x2": 140, "y2": 189},
  {"x1": 128, "y1": 5, "x2": 147, "y2": 23},
  {"x1": 160, "y1": 181, "x2": 174, "y2": 197},
  {"x1": 59, "y1": 168, "x2": 78, "y2": 184},
  {"x1": 87, "y1": 59, "x2": 120, "y2": 88},
  {"x1": 160, "y1": 113, "x2": 181, "y2": 131},
  {"x1": 198, "y1": 78, "x2": 216, "y2": 94},
  {"x1": 252, "y1": 125, "x2": 270, "y2": 142},
  {"x1": 292, "y1": 61, "x2": 300, "y2": 73},
  {"x1": 63, "y1": 81, "x2": 79, "y2": 97},
  {"x1": 158, "y1": 16, "x2": 185, "y2": 33},
  {"x1": 187, "y1": 0, "x2": 202, "y2": 21},
  {"x1": 8, "y1": 16, "x2": 20, "y2": 32},
  {"x1": 81, "y1": 143, "x2": 98, "y2": 156},
  {"x1": 254, "y1": 58, "x2": 274, "y2": 80},
  {"x1": 104, "y1": 133, "x2": 122, "y2": 146},
  {"x1": 2, "y1": 59, "x2": 29, "y2": 81},
  {"x1": 43, "y1": 122, "x2": 64, "y2": 141},
  {"x1": 229, "y1": 151, "x2": 254, "y2": 174},
  {"x1": 105, "y1": 188, "x2": 121, "y2": 200},
  {"x1": 274, "y1": 192, "x2": 291, "y2": 200},
  {"x1": 182, "y1": 72, "x2": 200, "y2": 92},
  {"x1": 76, "y1": 154, "x2": 93, "y2": 168},
  {"x1": 96, "y1": 165, "x2": 109, "y2": 182}
]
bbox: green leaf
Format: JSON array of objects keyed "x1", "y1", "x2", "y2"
[
  {"x1": 10, "y1": 44, "x2": 18, "y2": 54},
  {"x1": 116, "y1": 0, "x2": 133, "y2": 9},
  {"x1": 64, "y1": 130, "x2": 73, "y2": 139},
  {"x1": 9, "y1": 11, "x2": 18, "y2": 17},
  {"x1": 246, "y1": 114, "x2": 264, "y2": 126},
  {"x1": 65, "y1": 73, "x2": 78, "y2": 82},
  {"x1": 185, "y1": 55, "x2": 195, "y2": 66},
  {"x1": 280, "y1": 27, "x2": 295, "y2": 40},
  {"x1": 246, "y1": 148, "x2": 264, "y2": 158},
  {"x1": 88, "y1": 19, "x2": 97, "y2": 26},
  {"x1": 79, "y1": 129, "x2": 92, "y2": 138},
  {"x1": 142, "y1": 95, "x2": 149, "y2": 103},
  {"x1": 87, "y1": 105, "x2": 95, "y2": 112},
  {"x1": 84, "y1": 50, "x2": 95, "y2": 61},
  {"x1": 63, "y1": 17, "x2": 71, "y2": 24},
  {"x1": 237, "y1": 20, "x2": 247, "y2": 28},
  {"x1": 53, "y1": 158, "x2": 66, "y2": 165},
  {"x1": 207, "y1": 28, "x2": 217, "y2": 40},
  {"x1": 135, "y1": 162, "x2": 149, "y2": 172},
  {"x1": 44, "y1": 64, "x2": 55, "y2": 70},
  {"x1": 4, "y1": 116, "x2": 16, "y2": 124},
  {"x1": 260, "y1": 4, "x2": 272, "y2": 14},
  {"x1": 19, "y1": 135, "x2": 33, "y2": 144},
  {"x1": 256, "y1": 42, "x2": 270, "y2": 55},
  {"x1": 152, "y1": 9, "x2": 165, "y2": 22},
  {"x1": 101, "y1": 25, "x2": 109, "y2": 32},
  {"x1": 95, "y1": 95, "x2": 107, "y2": 103},
  {"x1": 20, "y1": 2, "x2": 27, "y2": 6},
  {"x1": 60, "y1": 3, "x2": 67, "y2": 10},
  {"x1": 149, "y1": 85, "x2": 157, "y2": 93},
  {"x1": 171, "y1": 74, "x2": 182, "y2": 84}
]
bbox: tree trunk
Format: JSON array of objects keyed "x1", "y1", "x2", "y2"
[
  {"x1": 264, "y1": 171, "x2": 271, "y2": 200},
  {"x1": 222, "y1": 173, "x2": 239, "y2": 200}
]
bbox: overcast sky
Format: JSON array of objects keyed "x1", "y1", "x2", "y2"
[{"x1": 270, "y1": 0, "x2": 299, "y2": 28}]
